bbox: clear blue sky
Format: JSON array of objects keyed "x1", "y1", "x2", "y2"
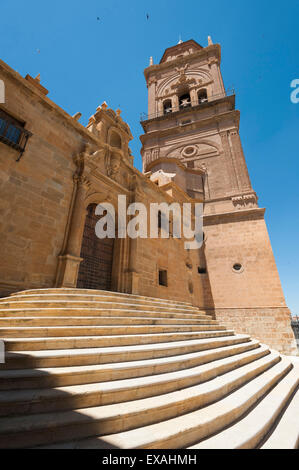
[{"x1": 1, "y1": 0, "x2": 298, "y2": 314}]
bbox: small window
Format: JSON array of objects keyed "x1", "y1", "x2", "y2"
[
  {"x1": 109, "y1": 131, "x2": 122, "y2": 149},
  {"x1": 198, "y1": 267, "x2": 207, "y2": 274},
  {"x1": 159, "y1": 269, "x2": 168, "y2": 287},
  {"x1": 198, "y1": 89, "x2": 208, "y2": 104},
  {"x1": 0, "y1": 109, "x2": 31, "y2": 160},
  {"x1": 163, "y1": 99, "x2": 172, "y2": 115},
  {"x1": 233, "y1": 263, "x2": 243, "y2": 273}
]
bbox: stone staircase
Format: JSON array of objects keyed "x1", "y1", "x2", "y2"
[{"x1": 0, "y1": 288, "x2": 298, "y2": 449}]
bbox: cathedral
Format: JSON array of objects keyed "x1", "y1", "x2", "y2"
[{"x1": 0, "y1": 37, "x2": 298, "y2": 450}]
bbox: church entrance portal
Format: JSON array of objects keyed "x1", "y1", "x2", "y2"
[{"x1": 77, "y1": 204, "x2": 114, "y2": 291}]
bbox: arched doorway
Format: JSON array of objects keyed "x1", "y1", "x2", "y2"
[{"x1": 77, "y1": 203, "x2": 114, "y2": 291}]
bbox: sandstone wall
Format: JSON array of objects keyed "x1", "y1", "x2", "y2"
[{"x1": 0, "y1": 61, "x2": 95, "y2": 295}]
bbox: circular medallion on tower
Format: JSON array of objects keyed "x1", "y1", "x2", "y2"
[{"x1": 182, "y1": 145, "x2": 197, "y2": 158}]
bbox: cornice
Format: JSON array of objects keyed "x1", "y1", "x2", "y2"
[
  {"x1": 203, "y1": 207, "x2": 266, "y2": 225},
  {"x1": 144, "y1": 44, "x2": 221, "y2": 83},
  {"x1": 0, "y1": 59, "x2": 105, "y2": 147},
  {"x1": 140, "y1": 107, "x2": 239, "y2": 143}
]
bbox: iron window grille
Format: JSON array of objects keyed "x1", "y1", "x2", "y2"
[{"x1": 0, "y1": 108, "x2": 32, "y2": 161}]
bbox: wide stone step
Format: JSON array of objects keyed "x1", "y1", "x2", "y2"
[
  {"x1": 3, "y1": 335, "x2": 250, "y2": 369},
  {"x1": 8, "y1": 289, "x2": 193, "y2": 307},
  {"x1": 0, "y1": 345, "x2": 270, "y2": 417},
  {"x1": 40, "y1": 356, "x2": 289, "y2": 450},
  {"x1": 3, "y1": 329, "x2": 235, "y2": 351},
  {"x1": 0, "y1": 308, "x2": 209, "y2": 320},
  {"x1": 0, "y1": 339, "x2": 260, "y2": 390},
  {"x1": 189, "y1": 364, "x2": 299, "y2": 449},
  {"x1": 261, "y1": 368, "x2": 299, "y2": 449},
  {"x1": 0, "y1": 316, "x2": 217, "y2": 327},
  {"x1": 0, "y1": 350, "x2": 281, "y2": 448},
  {"x1": 0, "y1": 300, "x2": 201, "y2": 314},
  {"x1": 5, "y1": 292, "x2": 196, "y2": 308},
  {"x1": 0, "y1": 324, "x2": 226, "y2": 339}
]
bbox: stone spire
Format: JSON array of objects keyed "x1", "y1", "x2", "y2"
[
  {"x1": 149, "y1": 56, "x2": 153, "y2": 66},
  {"x1": 208, "y1": 35, "x2": 213, "y2": 45}
]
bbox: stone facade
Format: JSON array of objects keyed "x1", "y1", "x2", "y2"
[{"x1": 0, "y1": 37, "x2": 297, "y2": 355}]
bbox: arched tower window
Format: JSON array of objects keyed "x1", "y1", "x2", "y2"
[
  {"x1": 179, "y1": 91, "x2": 191, "y2": 109},
  {"x1": 198, "y1": 89, "x2": 208, "y2": 104},
  {"x1": 163, "y1": 99, "x2": 172, "y2": 114}
]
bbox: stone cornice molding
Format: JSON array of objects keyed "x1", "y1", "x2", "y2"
[
  {"x1": 144, "y1": 44, "x2": 221, "y2": 83},
  {"x1": 203, "y1": 207, "x2": 265, "y2": 225},
  {"x1": 141, "y1": 107, "x2": 239, "y2": 142},
  {"x1": 0, "y1": 60, "x2": 106, "y2": 148}
]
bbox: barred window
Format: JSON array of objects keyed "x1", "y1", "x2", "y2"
[{"x1": 0, "y1": 108, "x2": 31, "y2": 160}]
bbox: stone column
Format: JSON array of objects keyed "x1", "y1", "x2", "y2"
[
  {"x1": 56, "y1": 175, "x2": 90, "y2": 288},
  {"x1": 157, "y1": 100, "x2": 164, "y2": 117},
  {"x1": 172, "y1": 95, "x2": 179, "y2": 112},
  {"x1": 148, "y1": 79, "x2": 156, "y2": 117},
  {"x1": 209, "y1": 59, "x2": 220, "y2": 96},
  {"x1": 229, "y1": 130, "x2": 252, "y2": 191},
  {"x1": 220, "y1": 131, "x2": 240, "y2": 193},
  {"x1": 66, "y1": 176, "x2": 90, "y2": 256},
  {"x1": 208, "y1": 58, "x2": 224, "y2": 98},
  {"x1": 128, "y1": 237, "x2": 140, "y2": 294},
  {"x1": 190, "y1": 89, "x2": 198, "y2": 107},
  {"x1": 126, "y1": 181, "x2": 141, "y2": 294}
]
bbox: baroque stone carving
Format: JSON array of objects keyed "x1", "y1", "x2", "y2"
[
  {"x1": 105, "y1": 149, "x2": 122, "y2": 180},
  {"x1": 74, "y1": 143, "x2": 105, "y2": 179},
  {"x1": 232, "y1": 193, "x2": 258, "y2": 208}
]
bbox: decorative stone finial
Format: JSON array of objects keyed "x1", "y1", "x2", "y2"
[
  {"x1": 116, "y1": 109, "x2": 122, "y2": 117},
  {"x1": 72, "y1": 112, "x2": 82, "y2": 121},
  {"x1": 149, "y1": 56, "x2": 153, "y2": 66},
  {"x1": 35, "y1": 73, "x2": 41, "y2": 83},
  {"x1": 208, "y1": 35, "x2": 213, "y2": 45},
  {"x1": 101, "y1": 101, "x2": 108, "y2": 110},
  {"x1": 178, "y1": 35, "x2": 183, "y2": 44}
]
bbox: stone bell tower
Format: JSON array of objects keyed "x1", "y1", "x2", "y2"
[{"x1": 140, "y1": 38, "x2": 297, "y2": 355}]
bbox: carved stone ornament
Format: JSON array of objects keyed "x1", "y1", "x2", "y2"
[
  {"x1": 73, "y1": 143, "x2": 105, "y2": 178},
  {"x1": 105, "y1": 149, "x2": 121, "y2": 180},
  {"x1": 232, "y1": 193, "x2": 258, "y2": 208}
]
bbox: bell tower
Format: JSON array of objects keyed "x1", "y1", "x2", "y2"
[
  {"x1": 140, "y1": 38, "x2": 297, "y2": 355},
  {"x1": 140, "y1": 37, "x2": 258, "y2": 212}
]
